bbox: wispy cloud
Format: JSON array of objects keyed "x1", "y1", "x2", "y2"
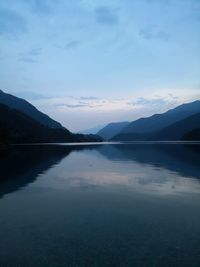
[
  {"x1": 37, "y1": 94, "x2": 179, "y2": 113},
  {"x1": 0, "y1": 8, "x2": 27, "y2": 38},
  {"x1": 128, "y1": 95, "x2": 178, "y2": 108},
  {"x1": 55, "y1": 101, "x2": 104, "y2": 110},
  {"x1": 79, "y1": 96, "x2": 100, "y2": 100},
  {"x1": 139, "y1": 28, "x2": 169, "y2": 41},
  {"x1": 145, "y1": 0, "x2": 170, "y2": 5},
  {"x1": 65, "y1": 40, "x2": 81, "y2": 50},
  {"x1": 24, "y1": 0, "x2": 59, "y2": 15},
  {"x1": 95, "y1": 6, "x2": 119, "y2": 26},
  {"x1": 19, "y1": 57, "x2": 38, "y2": 63},
  {"x1": 56, "y1": 103, "x2": 88, "y2": 109},
  {"x1": 19, "y1": 47, "x2": 42, "y2": 63},
  {"x1": 28, "y1": 48, "x2": 42, "y2": 56},
  {"x1": 37, "y1": 96, "x2": 126, "y2": 111}
]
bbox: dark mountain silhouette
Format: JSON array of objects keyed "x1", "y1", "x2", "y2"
[
  {"x1": 119, "y1": 100, "x2": 200, "y2": 135},
  {"x1": 0, "y1": 103, "x2": 74, "y2": 143},
  {"x1": 110, "y1": 132, "x2": 148, "y2": 141},
  {"x1": 151, "y1": 112, "x2": 200, "y2": 140},
  {"x1": 111, "y1": 113, "x2": 200, "y2": 141},
  {"x1": 0, "y1": 89, "x2": 62, "y2": 128},
  {"x1": 182, "y1": 128, "x2": 200, "y2": 141},
  {"x1": 0, "y1": 104, "x2": 102, "y2": 144},
  {"x1": 97, "y1": 121, "x2": 129, "y2": 140},
  {"x1": 111, "y1": 100, "x2": 200, "y2": 141}
]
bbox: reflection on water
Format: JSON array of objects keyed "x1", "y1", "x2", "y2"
[{"x1": 0, "y1": 143, "x2": 200, "y2": 266}]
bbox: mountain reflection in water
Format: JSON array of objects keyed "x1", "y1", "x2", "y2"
[
  {"x1": 0, "y1": 143, "x2": 200, "y2": 267},
  {"x1": 0, "y1": 143, "x2": 200, "y2": 198}
]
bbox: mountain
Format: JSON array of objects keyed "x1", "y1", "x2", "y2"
[
  {"x1": 151, "y1": 112, "x2": 200, "y2": 140},
  {"x1": 111, "y1": 133, "x2": 147, "y2": 141},
  {"x1": 111, "y1": 112, "x2": 200, "y2": 141},
  {"x1": 0, "y1": 89, "x2": 62, "y2": 128},
  {"x1": 78, "y1": 124, "x2": 106, "y2": 135},
  {"x1": 112, "y1": 100, "x2": 200, "y2": 141},
  {"x1": 182, "y1": 128, "x2": 200, "y2": 141},
  {"x1": 97, "y1": 121, "x2": 129, "y2": 140},
  {"x1": 0, "y1": 103, "x2": 76, "y2": 143},
  {"x1": 0, "y1": 90, "x2": 103, "y2": 144},
  {"x1": 0, "y1": 104, "x2": 103, "y2": 144},
  {"x1": 120, "y1": 100, "x2": 200, "y2": 134}
]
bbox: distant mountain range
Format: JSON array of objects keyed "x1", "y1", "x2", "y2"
[
  {"x1": 97, "y1": 122, "x2": 129, "y2": 140},
  {"x1": 122, "y1": 100, "x2": 200, "y2": 134},
  {"x1": 0, "y1": 89, "x2": 199, "y2": 143},
  {"x1": 97, "y1": 100, "x2": 200, "y2": 141},
  {"x1": 0, "y1": 90, "x2": 102, "y2": 144},
  {"x1": 79, "y1": 124, "x2": 106, "y2": 135},
  {"x1": 111, "y1": 112, "x2": 200, "y2": 141}
]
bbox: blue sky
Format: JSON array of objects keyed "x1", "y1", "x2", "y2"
[{"x1": 0, "y1": 0, "x2": 199, "y2": 131}]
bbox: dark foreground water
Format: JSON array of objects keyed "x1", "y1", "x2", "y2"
[{"x1": 0, "y1": 143, "x2": 200, "y2": 267}]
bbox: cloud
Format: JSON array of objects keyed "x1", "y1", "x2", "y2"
[
  {"x1": 79, "y1": 96, "x2": 100, "y2": 100},
  {"x1": 95, "y1": 6, "x2": 119, "y2": 26},
  {"x1": 43, "y1": 96, "x2": 130, "y2": 112},
  {"x1": 67, "y1": 96, "x2": 100, "y2": 101},
  {"x1": 0, "y1": 8, "x2": 27, "y2": 38},
  {"x1": 55, "y1": 100, "x2": 104, "y2": 109},
  {"x1": 19, "y1": 47, "x2": 42, "y2": 63},
  {"x1": 24, "y1": 0, "x2": 59, "y2": 14},
  {"x1": 49, "y1": 95, "x2": 177, "y2": 113},
  {"x1": 128, "y1": 96, "x2": 178, "y2": 107},
  {"x1": 19, "y1": 57, "x2": 37, "y2": 63},
  {"x1": 28, "y1": 47, "x2": 42, "y2": 56},
  {"x1": 56, "y1": 103, "x2": 88, "y2": 109},
  {"x1": 145, "y1": 0, "x2": 170, "y2": 5},
  {"x1": 139, "y1": 28, "x2": 169, "y2": 41},
  {"x1": 65, "y1": 40, "x2": 81, "y2": 50}
]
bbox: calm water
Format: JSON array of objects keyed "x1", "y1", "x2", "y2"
[{"x1": 0, "y1": 143, "x2": 200, "y2": 267}]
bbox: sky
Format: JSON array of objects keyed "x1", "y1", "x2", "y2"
[{"x1": 0, "y1": 0, "x2": 200, "y2": 132}]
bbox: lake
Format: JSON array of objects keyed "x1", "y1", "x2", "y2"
[{"x1": 0, "y1": 143, "x2": 200, "y2": 267}]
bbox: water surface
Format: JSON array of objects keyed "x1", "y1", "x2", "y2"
[{"x1": 0, "y1": 143, "x2": 200, "y2": 267}]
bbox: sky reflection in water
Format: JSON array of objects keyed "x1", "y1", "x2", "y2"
[{"x1": 0, "y1": 143, "x2": 200, "y2": 267}]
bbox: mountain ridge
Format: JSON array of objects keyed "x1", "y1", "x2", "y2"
[
  {"x1": 0, "y1": 89, "x2": 62, "y2": 129},
  {"x1": 97, "y1": 121, "x2": 129, "y2": 140},
  {"x1": 0, "y1": 91, "x2": 103, "y2": 144},
  {"x1": 111, "y1": 100, "x2": 200, "y2": 141},
  {"x1": 121, "y1": 100, "x2": 200, "y2": 134},
  {"x1": 111, "y1": 112, "x2": 200, "y2": 141}
]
